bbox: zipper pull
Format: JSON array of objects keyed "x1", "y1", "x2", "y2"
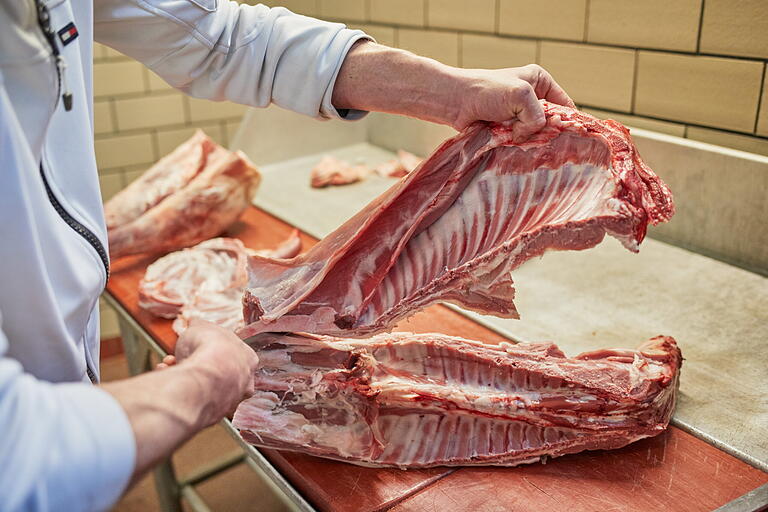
[{"x1": 57, "y1": 55, "x2": 73, "y2": 111}]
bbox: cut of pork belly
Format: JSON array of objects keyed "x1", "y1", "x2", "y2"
[
  {"x1": 232, "y1": 332, "x2": 681, "y2": 468},
  {"x1": 104, "y1": 130, "x2": 216, "y2": 231},
  {"x1": 239, "y1": 102, "x2": 674, "y2": 338},
  {"x1": 107, "y1": 146, "x2": 261, "y2": 259}
]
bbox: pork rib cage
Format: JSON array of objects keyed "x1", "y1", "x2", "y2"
[
  {"x1": 239, "y1": 101, "x2": 674, "y2": 339},
  {"x1": 233, "y1": 333, "x2": 682, "y2": 468}
]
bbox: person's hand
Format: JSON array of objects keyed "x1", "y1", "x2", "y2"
[
  {"x1": 451, "y1": 64, "x2": 575, "y2": 140},
  {"x1": 173, "y1": 319, "x2": 259, "y2": 427}
]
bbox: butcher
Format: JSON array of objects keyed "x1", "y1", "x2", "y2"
[{"x1": 0, "y1": 1, "x2": 573, "y2": 509}]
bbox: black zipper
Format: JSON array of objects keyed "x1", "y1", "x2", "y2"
[{"x1": 40, "y1": 164, "x2": 111, "y2": 283}]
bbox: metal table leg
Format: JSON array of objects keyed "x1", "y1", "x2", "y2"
[{"x1": 117, "y1": 316, "x2": 183, "y2": 512}]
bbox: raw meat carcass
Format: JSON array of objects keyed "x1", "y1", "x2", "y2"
[
  {"x1": 310, "y1": 156, "x2": 370, "y2": 188},
  {"x1": 239, "y1": 102, "x2": 674, "y2": 338},
  {"x1": 105, "y1": 131, "x2": 261, "y2": 259},
  {"x1": 374, "y1": 150, "x2": 423, "y2": 178},
  {"x1": 139, "y1": 232, "x2": 301, "y2": 332},
  {"x1": 233, "y1": 332, "x2": 682, "y2": 468}
]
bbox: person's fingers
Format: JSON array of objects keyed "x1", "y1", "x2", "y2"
[
  {"x1": 521, "y1": 64, "x2": 575, "y2": 108},
  {"x1": 155, "y1": 362, "x2": 168, "y2": 371},
  {"x1": 509, "y1": 83, "x2": 546, "y2": 141},
  {"x1": 163, "y1": 355, "x2": 176, "y2": 366}
]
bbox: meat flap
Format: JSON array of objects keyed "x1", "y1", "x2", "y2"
[{"x1": 240, "y1": 102, "x2": 674, "y2": 338}]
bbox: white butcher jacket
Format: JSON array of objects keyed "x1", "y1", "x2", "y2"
[{"x1": 0, "y1": 0, "x2": 367, "y2": 509}]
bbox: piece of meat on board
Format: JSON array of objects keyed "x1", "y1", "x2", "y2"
[
  {"x1": 239, "y1": 101, "x2": 674, "y2": 338},
  {"x1": 233, "y1": 332, "x2": 682, "y2": 468},
  {"x1": 107, "y1": 145, "x2": 261, "y2": 259},
  {"x1": 310, "y1": 155, "x2": 370, "y2": 188},
  {"x1": 139, "y1": 232, "x2": 302, "y2": 331},
  {"x1": 374, "y1": 150, "x2": 423, "y2": 178},
  {"x1": 104, "y1": 130, "x2": 217, "y2": 231}
]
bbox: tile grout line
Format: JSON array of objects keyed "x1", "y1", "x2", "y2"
[
  {"x1": 695, "y1": 0, "x2": 706, "y2": 54},
  {"x1": 583, "y1": 0, "x2": 590, "y2": 42},
  {"x1": 630, "y1": 50, "x2": 639, "y2": 114},
  {"x1": 754, "y1": 63, "x2": 766, "y2": 134}
]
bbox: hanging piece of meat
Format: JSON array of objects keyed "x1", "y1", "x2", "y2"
[
  {"x1": 105, "y1": 130, "x2": 261, "y2": 259},
  {"x1": 239, "y1": 102, "x2": 675, "y2": 339},
  {"x1": 233, "y1": 332, "x2": 682, "y2": 468},
  {"x1": 139, "y1": 232, "x2": 301, "y2": 333}
]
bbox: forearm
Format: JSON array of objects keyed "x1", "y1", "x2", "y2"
[
  {"x1": 332, "y1": 41, "x2": 467, "y2": 127},
  {"x1": 101, "y1": 361, "x2": 226, "y2": 483}
]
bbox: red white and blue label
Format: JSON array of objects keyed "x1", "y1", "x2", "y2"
[{"x1": 57, "y1": 22, "x2": 78, "y2": 46}]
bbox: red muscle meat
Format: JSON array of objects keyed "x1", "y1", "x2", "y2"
[
  {"x1": 105, "y1": 130, "x2": 261, "y2": 259},
  {"x1": 239, "y1": 102, "x2": 674, "y2": 338},
  {"x1": 233, "y1": 332, "x2": 682, "y2": 468}
]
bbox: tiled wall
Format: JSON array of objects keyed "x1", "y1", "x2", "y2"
[
  {"x1": 96, "y1": 0, "x2": 768, "y2": 338},
  {"x1": 261, "y1": 0, "x2": 768, "y2": 155}
]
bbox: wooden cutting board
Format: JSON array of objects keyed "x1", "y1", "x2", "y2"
[{"x1": 107, "y1": 207, "x2": 767, "y2": 512}]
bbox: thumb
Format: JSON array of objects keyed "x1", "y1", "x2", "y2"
[{"x1": 511, "y1": 84, "x2": 546, "y2": 141}]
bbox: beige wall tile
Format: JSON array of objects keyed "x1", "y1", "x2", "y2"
[
  {"x1": 428, "y1": 0, "x2": 495, "y2": 33},
  {"x1": 99, "y1": 298, "x2": 121, "y2": 339},
  {"x1": 700, "y1": 0, "x2": 768, "y2": 59},
  {"x1": 319, "y1": 0, "x2": 366, "y2": 22},
  {"x1": 146, "y1": 69, "x2": 173, "y2": 92},
  {"x1": 686, "y1": 126, "x2": 768, "y2": 156},
  {"x1": 156, "y1": 124, "x2": 226, "y2": 156},
  {"x1": 635, "y1": 52, "x2": 763, "y2": 132},
  {"x1": 587, "y1": 0, "x2": 700, "y2": 52},
  {"x1": 123, "y1": 166, "x2": 148, "y2": 186},
  {"x1": 98, "y1": 172, "x2": 124, "y2": 201},
  {"x1": 499, "y1": 0, "x2": 586, "y2": 41},
  {"x1": 461, "y1": 34, "x2": 537, "y2": 69},
  {"x1": 93, "y1": 43, "x2": 108, "y2": 60},
  {"x1": 355, "y1": 24, "x2": 396, "y2": 46},
  {"x1": 260, "y1": 0, "x2": 319, "y2": 16},
  {"x1": 95, "y1": 133, "x2": 155, "y2": 169},
  {"x1": 582, "y1": 108, "x2": 686, "y2": 137},
  {"x1": 398, "y1": 29, "x2": 459, "y2": 66},
  {"x1": 93, "y1": 61, "x2": 145, "y2": 97},
  {"x1": 370, "y1": 0, "x2": 425, "y2": 27},
  {"x1": 93, "y1": 100, "x2": 114, "y2": 135},
  {"x1": 757, "y1": 70, "x2": 768, "y2": 136},
  {"x1": 187, "y1": 97, "x2": 249, "y2": 122},
  {"x1": 540, "y1": 42, "x2": 635, "y2": 112},
  {"x1": 114, "y1": 94, "x2": 185, "y2": 131}
]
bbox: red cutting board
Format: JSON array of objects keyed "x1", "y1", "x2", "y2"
[{"x1": 107, "y1": 207, "x2": 768, "y2": 512}]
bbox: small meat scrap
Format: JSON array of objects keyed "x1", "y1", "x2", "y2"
[
  {"x1": 234, "y1": 332, "x2": 682, "y2": 468},
  {"x1": 105, "y1": 130, "x2": 261, "y2": 259},
  {"x1": 310, "y1": 155, "x2": 370, "y2": 188},
  {"x1": 139, "y1": 232, "x2": 301, "y2": 333},
  {"x1": 374, "y1": 150, "x2": 423, "y2": 178}
]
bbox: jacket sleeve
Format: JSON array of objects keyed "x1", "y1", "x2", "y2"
[
  {"x1": 93, "y1": 0, "x2": 371, "y2": 120},
  {"x1": 0, "y1": 326, "x2": 136, "y2": 512}
]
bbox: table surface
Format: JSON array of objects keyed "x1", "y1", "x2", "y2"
[{"x1": 107, "y1": 207, "x2": 768, "y2": 512}]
